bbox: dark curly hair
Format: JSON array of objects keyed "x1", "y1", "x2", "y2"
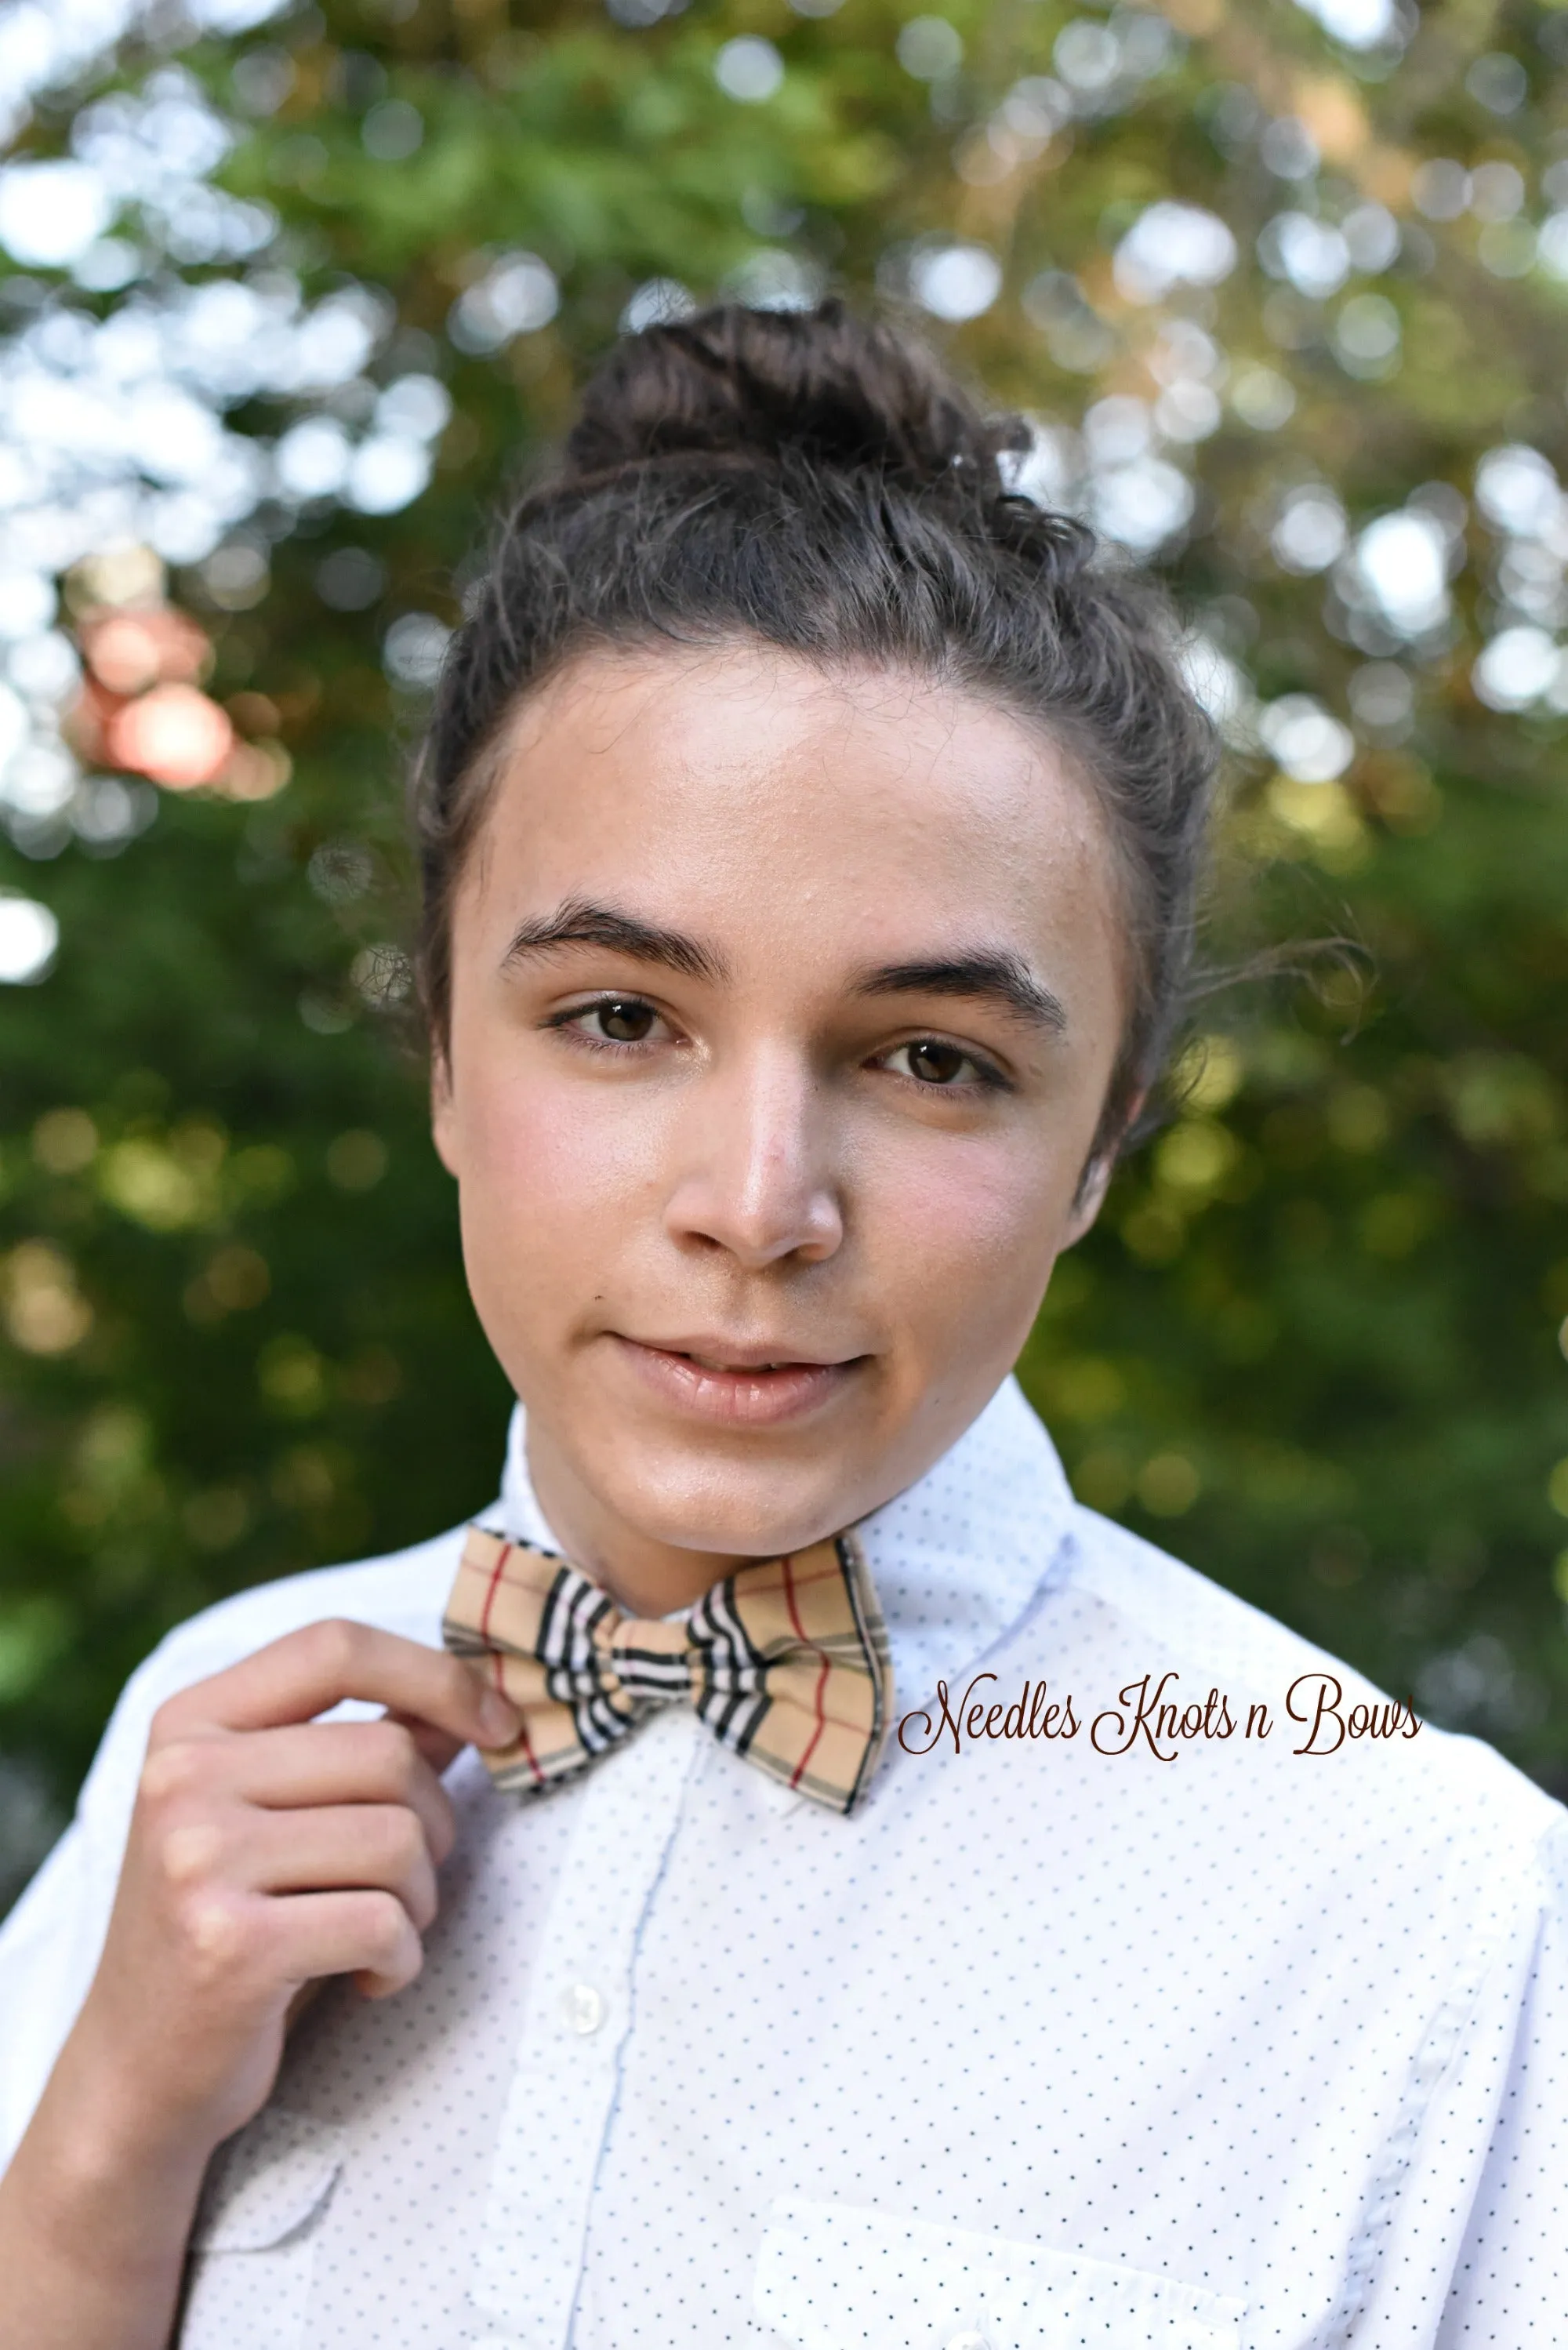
[{"x1": 414, "y1": 300, "x2": 1218, "y2": 1177}]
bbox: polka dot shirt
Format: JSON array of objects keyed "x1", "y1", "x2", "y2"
[{"x1": 1, "y1": 1378, "x2": 1562, "y2": 2348}]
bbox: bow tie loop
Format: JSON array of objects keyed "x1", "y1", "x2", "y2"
[{"x1": 443, "y1": 1527, "x2": 892, "y2": 1815}]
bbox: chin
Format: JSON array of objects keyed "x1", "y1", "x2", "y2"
[{"x1": 602, "y1": 1448, "x2": 855, "y2": 1561}]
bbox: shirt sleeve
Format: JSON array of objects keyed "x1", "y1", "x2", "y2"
[{"x1": 1436, "y1": 1815, "x2": 1568, "y2": 2340}]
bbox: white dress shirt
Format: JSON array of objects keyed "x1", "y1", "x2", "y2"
[{"x1": 1, "y1": 1377, "x2": 1563, "y2": 2349}]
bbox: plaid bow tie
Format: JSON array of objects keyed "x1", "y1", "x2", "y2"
[{"x1": 442, "y1": 1525, "x2": 894, "y2": 1815}]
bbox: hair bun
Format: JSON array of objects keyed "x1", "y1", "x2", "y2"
[{"x1": 563, "y1": 299, "x2": 1021, "y2": 492}]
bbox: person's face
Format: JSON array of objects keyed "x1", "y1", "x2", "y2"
[{"x1": 433, "y1": 643, "x2": 1127, "y2": 1610}]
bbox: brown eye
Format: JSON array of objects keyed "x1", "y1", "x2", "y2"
[
  {"x1": 902, "y1": 1040, "x2": 968, "y2": 1086},
  {"x1": 594, "y1": 998, "x2": 656, "y2": 1044}
]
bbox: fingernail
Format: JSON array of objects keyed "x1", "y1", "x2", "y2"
[{"x1": 480, "y1": 1689, "x2": 521, "y2": 1744}]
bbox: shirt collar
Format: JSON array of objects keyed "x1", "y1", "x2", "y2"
[{"x1": 496, "y1": 1373, "x2": 1074, "y2": 1717}]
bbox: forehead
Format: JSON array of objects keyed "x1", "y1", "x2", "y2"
[{"x1": 466, "y1": 642, "x2": 1120, "y2": 970}]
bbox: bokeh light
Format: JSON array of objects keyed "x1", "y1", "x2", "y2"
[
  {"x1": 105, "y1": 681, "x2": 233, "y2": 789},
  {"x1": 0, "y1": 889, "x2": 57, "y2": 982}
]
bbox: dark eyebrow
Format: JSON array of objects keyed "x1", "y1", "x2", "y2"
[
  {"x1": 501, "y1": 897, "x2": 728, "y2": 985},
  {"x1": 852, "y1": 953, "x2": 1069, "y2": 1037}
]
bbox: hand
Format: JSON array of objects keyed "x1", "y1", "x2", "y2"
[
  {"x1": 0, "y1": 1618, "x2": 519, "y2": 2350},
  {"x1": 82, "y1": 1618, "x2": 520, "y2": 2153}
]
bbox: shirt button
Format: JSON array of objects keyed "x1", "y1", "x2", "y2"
[
  {"x1": 566, "y1": 1982, "x2": 604, "y2": 2035},
  {"x1": 943, "y1": 2334, "x2": 991, "y2": 2350}
]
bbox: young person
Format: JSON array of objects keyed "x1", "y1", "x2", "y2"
[{"x1": 0, "y1": 305, "x2": 1561, "y2": 2350}]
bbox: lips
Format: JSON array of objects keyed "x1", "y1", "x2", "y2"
[
  {"x1": 609, "y1": 1334, "x2": 866, "y2": 1427},
  {"x1": 650, "y1": 1340, "x2": 850, "y2": 1373}
]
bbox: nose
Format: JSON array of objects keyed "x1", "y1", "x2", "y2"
[{"x1": 663, "y1": 1045, "x2": 844, "y2": 1270}]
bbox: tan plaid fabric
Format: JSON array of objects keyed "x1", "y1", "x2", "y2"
[{"x1": 442, "y1": 1525, "x2": 894, "y2": 1815}]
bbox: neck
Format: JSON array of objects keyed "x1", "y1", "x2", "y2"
[{"x1": 524, "y1": 1423, "x2": 758, "y2": 1618}]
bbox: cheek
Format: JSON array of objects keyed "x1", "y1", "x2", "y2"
[
  {"x1": 857, "y1": 1131, "x2": 1072, "y2": 1347},
  {"x1": 450, "y1": 1059, "x2": 669, "y2": 1296}
]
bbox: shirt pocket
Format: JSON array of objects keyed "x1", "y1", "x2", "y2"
[
  {"x1": 753, "y1": 2196, "x2": 1245, "y2": 2350},
  {"x1": 178, "y1": 2105, "x2": 347, "y2": 2350}
]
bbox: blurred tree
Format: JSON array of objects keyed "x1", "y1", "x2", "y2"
[{"x1": 2, "y1": 0, "x2": 1567, "y2": 1905}]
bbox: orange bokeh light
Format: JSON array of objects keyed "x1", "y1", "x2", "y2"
[
  {"x1": 81, "y1": 606, "x2": 212, "y2": 697},
  {"x1": 217, "y1": 740, "x2": 292, "y2": 801},
  {"x1": 68, "y1": 590, "x2": 289, "y2": 804},
  {"x1": 107, "y1": 685, "x2": 234, "y2": 790}
]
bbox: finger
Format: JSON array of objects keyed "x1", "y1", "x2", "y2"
[
  {"x1": 245, "y1": 1807, "x2": 439, "y2": 1931},
  {"x1": 386, "y1": 1713, "x2": 466, "y2": 1777},
  {"x1": 266, "y1": 1888, "x2": 424, "y2": 2000},
  {"x1": 158, "y1": 1621, "x2": 521, "y2": 1749},
  {"x1": 142, "y1": 1720, "x2": 458, "y2": 1865},
  {"x1": 285, "y1": 1978, "x2": 325, "y2": 2032}
]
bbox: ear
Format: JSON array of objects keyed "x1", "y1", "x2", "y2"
[
  {"x1": 430, "y1": 1044, "x2": 460, "y2": 1178},
  {"x1": 1061, "y1": 1088, "x2": 1145, "y2": 1248},
  {"x1": 1060, "y1": 1153, "x2": 1114, "y2": 1250}
]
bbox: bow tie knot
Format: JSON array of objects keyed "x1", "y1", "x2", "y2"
[{"x1": 443, "y1": 1527, "x2": 893, "y2": 1815}]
